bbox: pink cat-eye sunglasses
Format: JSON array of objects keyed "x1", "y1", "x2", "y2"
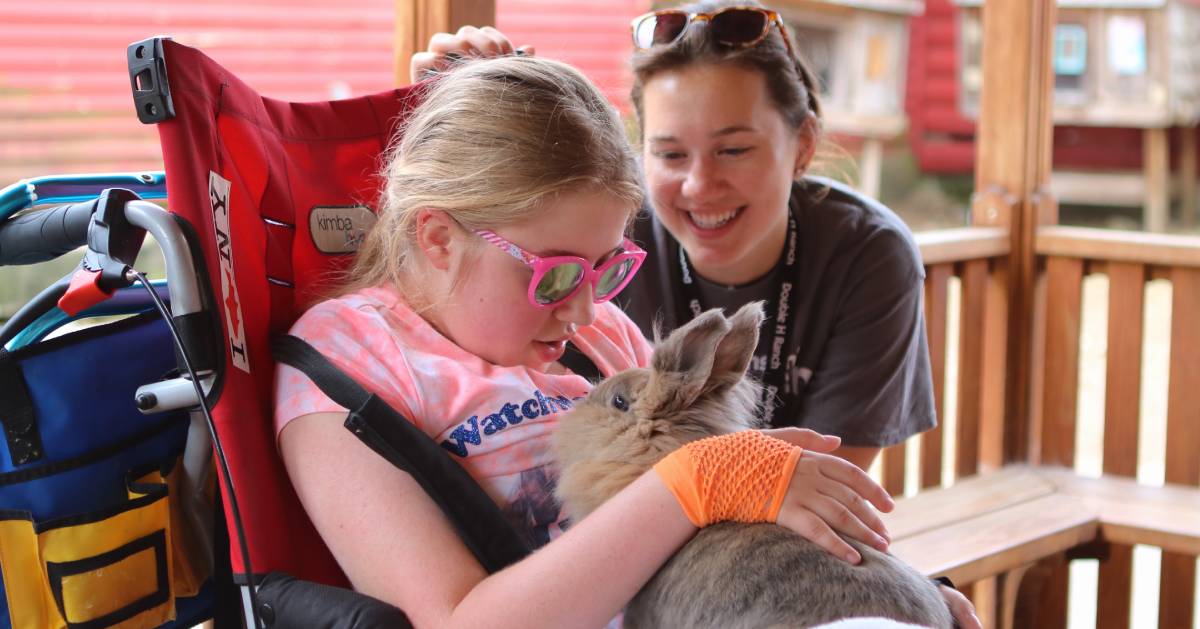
[{"x1": 475, "y1": 230, "x2": 647, "y2": 310}]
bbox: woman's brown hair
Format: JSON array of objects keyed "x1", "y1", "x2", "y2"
[{"x1": 629, "y1": 0, "x2": 822, "y2": 136}]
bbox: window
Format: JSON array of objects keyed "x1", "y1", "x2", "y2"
[
  {"x1": 791, "y1": 23, "x2": 838, "y2": 101},
  {"x1": 1107, "y1": 14, "x2": 1146, "y2": 77},
  {"x1": 958, "y1": 11, "x2": 983, "y2": 116},
  {"x1": 1054, "y1": 23, "x2": 1088, "y2": 100}
]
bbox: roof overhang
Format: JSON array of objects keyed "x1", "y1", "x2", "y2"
[
  {"x1": 955, "y1": 0, "x2": 1167, "y2": 8},
  {"x1": 786, "y1": 0, "x2": 924, "y2": 16}
]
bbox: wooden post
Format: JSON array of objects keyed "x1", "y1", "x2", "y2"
[
  {"x1": 1096, "y1": 262, "x2": 1145, "y2": 629},
  {"x1": 921, "y1": 264, "x2": 952, "y2": 489},
  {"x1": 998, "y1": 562, "x2": 1035, "y2": 629},
  {"x1": 395, "y1": 0, "x2": 496, "y2": 85},
  {"x1": 1159, "y1": 267, "x2": 1200, "y2": 628},
  {"x1": 972, "y1": 0, "x2": 1057, "y2": 466},
  {"x1": 1143, "y1": 127, "x2": 1170, "y2": 233},
  {"x1": 1180, "y1": 125, "x2": 1197, "y2": 230},
  {"x1": 859, "y1": 137, "x2": 884, "y2": 200}
]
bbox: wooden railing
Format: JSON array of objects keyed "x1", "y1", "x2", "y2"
[
  {"x1": 898, "y1": 224, "x2": 1200, "y2": 627},
  {"x1": 1030, "y1": 226, "x2": 1200, "y2": 628},
  {"x1": 880, "y1": 226, "x2": 1010, "y2": 495}
]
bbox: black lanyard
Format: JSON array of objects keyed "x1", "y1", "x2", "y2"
[{"x1": 675, "y1": 211, "x2": 800, "y2": 424}]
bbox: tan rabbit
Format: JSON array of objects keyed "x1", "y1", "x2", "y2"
[{"x1": 553, "y1": 302, "x2": 953, "y2": 629}]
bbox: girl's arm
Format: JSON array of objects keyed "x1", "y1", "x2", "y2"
[
  {"x1": 281, "y1": 411, "x2": 692, "y2": 629},
  {"x1": 281, "y1": 414, "x2": 883, "y2": 629}
]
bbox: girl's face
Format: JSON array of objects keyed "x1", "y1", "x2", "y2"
[
  {"x1": 437, "y1": 189, "x2": 634, "y2": 370},
  {"x1": 641, "y1": 63, "x2": 812, "y2": 284}
]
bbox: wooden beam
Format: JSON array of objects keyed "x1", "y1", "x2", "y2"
[
  {"x1": 1096, "y1": 262, "x2": 1145, "y2": 629},
  {"x1": 1038, "y1": 257, "x2": 1082, "y2": 467},
  {"x1": 1035, "y1": 226, "x2": 1200, "y2": 269},
  {"x1": 395, "y1": 0, "x2": 496, "y2": 85},
  {"x1": 1160, "y1": 267, "x2": 1200, "y2": 628},
  {"x1": 956, "y1": 259, "x2": 988, "y2": 478},
  {"x1": 921, "y1": 264, "x2": 952, "y2": 489},
  {"x1": 973, "y1": 0, "x2": 1057, "y2": 466},
  {"x1": 881, "y1": 442, "x2": 907, "y2": 496},
  {"x1": 1182, "y1": 125, "x2": 1198, "y2": 230},
  {"x1": 1143, "y1": 127, "x2": 1170, "y2": 233},
  {"x1": 888, "y1": 495, "x2": 1096, "y2": 585},
  {"x1": 857, "y1": 137, "x2": 883, "y2": 200},
  {"x1": 978, "y1": 258, "x2": 1008, "y2": 472},
  {"x1": 914, "y1": 227, "x2": 1010, "y2": 266}
]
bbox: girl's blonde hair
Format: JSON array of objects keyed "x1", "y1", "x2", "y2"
[{"x1": 346, "y1": 55, "x2": 644, "y2": 295}]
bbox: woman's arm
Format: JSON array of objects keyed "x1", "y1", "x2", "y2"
[
  {"x1": 282, "y1": 414, "x2": 888, "y2": 628},
  {"x1": 409, "y1": 26, "x2": 532, "y2": 80}
]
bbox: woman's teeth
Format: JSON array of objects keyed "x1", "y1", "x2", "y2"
[{"x1": 688, "y1": 207, "x2": 741, "y2": 229}]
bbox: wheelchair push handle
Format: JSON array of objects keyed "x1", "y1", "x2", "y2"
[
  {"x1": 0, "y1": 199, "x2": 95, "y2": 266},
  {"x1": 0, "y1": 186, "x2": 206, "y2": 348}
]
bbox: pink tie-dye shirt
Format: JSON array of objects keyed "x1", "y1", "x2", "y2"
[{"x1": 274, "y1": 284, "x2": 653, "y2": 548}]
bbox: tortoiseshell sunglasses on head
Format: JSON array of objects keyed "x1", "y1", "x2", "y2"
[{"x1": 630, "y1": 6, "x2": 796, "y2": 58}]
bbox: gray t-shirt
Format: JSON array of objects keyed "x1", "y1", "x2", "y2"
[{"x1": 619, "y1": 177, "x2": 935, "y2": 447}]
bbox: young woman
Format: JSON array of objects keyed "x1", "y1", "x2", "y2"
[{"x1": 274, "y1": 54, "x2": 894, "y2": 628}]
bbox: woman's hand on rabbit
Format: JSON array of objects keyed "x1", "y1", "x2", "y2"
[
  {"x1": 766, "y1": 428, "x2": 894, "y2": 564},
  {"x1": 940, "y1": 585, "x2": 982, "y2": 629},
  {"x1": 410, "y1": 26, "x2": 534, "y2": 80}
]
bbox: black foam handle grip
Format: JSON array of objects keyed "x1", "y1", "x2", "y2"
[{"x1": 0, "y1": 200, "x2": 95, "y2": 266}]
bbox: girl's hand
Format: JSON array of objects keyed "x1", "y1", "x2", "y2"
[
  {"x1": 766, "y1": 428, "x2": 894, "y2": 564},
  {"x1": 410, "y1": 26, "x2": 535, "y2": 80}
]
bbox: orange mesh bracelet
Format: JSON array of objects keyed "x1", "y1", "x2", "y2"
[{"x1": 653, "y1": 431, "x2": 803, "y2": 527}]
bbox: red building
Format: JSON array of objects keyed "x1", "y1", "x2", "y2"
[
  {"x1": 907, "y1": 0, "x2": 1196, "y2": 176},
  {"x1": 0, "y1": 0, "x2": 645, "y2": 185}
]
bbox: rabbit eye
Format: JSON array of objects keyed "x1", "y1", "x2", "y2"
[{"x1": 612, "y1": 394, "x2": 629, "y2": 412}]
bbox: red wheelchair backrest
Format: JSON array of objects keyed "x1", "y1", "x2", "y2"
[{"x1": 152, "y1": 38, "x2": 422, "y2": 587}]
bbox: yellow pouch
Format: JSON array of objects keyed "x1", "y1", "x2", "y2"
[{"x1": 0, "y1": 463, "x2": 202, "y2": 629}]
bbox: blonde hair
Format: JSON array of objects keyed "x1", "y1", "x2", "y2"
[{"x1": 346, "y1": 55, "x2": 644, "y2": 295}]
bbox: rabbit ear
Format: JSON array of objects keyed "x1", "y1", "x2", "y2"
[
  {"x1": 705, "y1": 301, "x2": 764, "y2": 392},
  {"x1": 647, "y1": 308, "x2": 732, "y2": 411}
]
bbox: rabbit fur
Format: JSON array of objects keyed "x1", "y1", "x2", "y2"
[{"x1": 552, "y1": 303, "x2": 953, "y2": 629}]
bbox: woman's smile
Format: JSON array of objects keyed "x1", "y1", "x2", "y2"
[{"x1": 684, "y1": 204, "x2": 747, "y2": 233}]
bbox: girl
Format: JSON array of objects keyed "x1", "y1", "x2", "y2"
[
  {"x1": 275, "y1": 55, "x2": 893, "y2": 628},
  {"x1": 412, "y1": 0, "x2": 936, "y2": 474}
]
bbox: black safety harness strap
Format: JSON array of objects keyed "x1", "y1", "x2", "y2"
[
  {"x1": 272, "y1": 334, "x2": 531, "y2": 573},
  {"x1": 559, "y1": 341, "x2": 602, "y2": 382},
  {"x1": 0, "y1": 350, "x2": 45, "y2": 466}
]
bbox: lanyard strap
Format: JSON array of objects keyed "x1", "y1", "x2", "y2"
[{"x1": 675, "y1": 211, "x2": 800, "y2": 424}]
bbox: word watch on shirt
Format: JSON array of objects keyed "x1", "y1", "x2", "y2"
[{"x1": 676, "y1": 211, "x2": 801, "y2": 424}]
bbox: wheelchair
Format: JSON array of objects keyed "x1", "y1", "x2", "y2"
[{"x1": 0, "y1": 38, "x2": 531, "y2": 629}]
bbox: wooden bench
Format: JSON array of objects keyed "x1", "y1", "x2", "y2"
[{"x1": 882, "y1": 465, "x2": 1200, "y2": 628}]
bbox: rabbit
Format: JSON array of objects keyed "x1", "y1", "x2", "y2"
[{"x1": 552, "y1": 302, "x2": 953, "y2": 629}]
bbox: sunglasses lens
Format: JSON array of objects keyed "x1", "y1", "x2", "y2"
[
  {"x1": 710, "y1": 9, "x2": 769, "y2": 46},
  {"x1": 534, "y1": 263, "x2": 585, "y2": 305},
  {"x1": 595, "y1": 258, "x2": 636, "y2": 299},
  {"x1": 634, "y1": 12, "x2": 688, "y2": 48}
]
